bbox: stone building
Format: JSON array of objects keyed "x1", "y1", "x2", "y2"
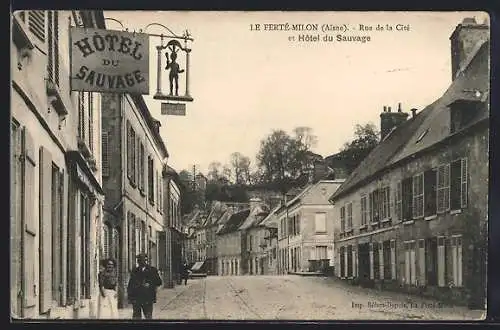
[
  {"x1": 276, "y1": 180, "x2": 344, "y2": 274},
  {"x1": 217, "y1": 208, "x2": 250, "y2": 276},
  {"x1": 11, "y1": 10, "x2": 105, "y2": 318},
  {"x1": 160, "y1": 165, "x2": 183, "y2": 288},
  {"x1": 239, "y1": 198, "x2": 270, "y2": 275},
  {"x1": 329, "y1": 18, "x2": 489, "y2": 309},
  {"x1": 101, "y1": 92, "x2": 168, "y2": 308}
]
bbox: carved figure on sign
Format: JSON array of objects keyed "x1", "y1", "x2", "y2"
[{"x1": 165, "y1": 50, "x2": 184, "y2": 96}]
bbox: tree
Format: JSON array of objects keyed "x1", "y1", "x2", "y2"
[
  {"x1": 256, "y1": 129, "x2": 307, "y2": 193},
  {"x1": 326, "y1": 123, "x2": 380, "y2": 175},
  {"x1": 230, "y1": 152, "x2": 252, "y2": 185}
]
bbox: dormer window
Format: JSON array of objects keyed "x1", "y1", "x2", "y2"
[
  {"x1": 449, "y1": 97, "x2": 482, "y2": 134},
  {"x1": 415, "y1": 128, "x2": 429, "y2": 143}
]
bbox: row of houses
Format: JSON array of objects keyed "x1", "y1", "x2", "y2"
[
  {"x1": 182, "y1": 17, "x2": 489, "y2": 309},
  {"x1": 11, "y1": 10, "x2": 187, "y2": 318}
]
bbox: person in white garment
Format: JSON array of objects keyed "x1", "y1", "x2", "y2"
[{"x1": 98, "y1": 258, "x2": 119, "y2": 319}]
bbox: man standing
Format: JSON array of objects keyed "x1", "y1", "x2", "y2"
[{"x1": 127, "y1": 254, "x2": 162, "y2": 319}]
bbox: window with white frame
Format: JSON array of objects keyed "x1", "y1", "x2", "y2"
[
  {"x1": 404, "y1": 241, "x2": 417, "y2": 286},
  {"x1": 412, "y1": 173, "x2": 424, "y2": 219}
]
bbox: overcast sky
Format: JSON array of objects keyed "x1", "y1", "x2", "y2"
[{"x1": 104, "y1": 11, "x2": 488, "y2": 175}]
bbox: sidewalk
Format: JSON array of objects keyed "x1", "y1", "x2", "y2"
[{"x1": 118, "y1": 281, "x2": 194, "y2": 319}]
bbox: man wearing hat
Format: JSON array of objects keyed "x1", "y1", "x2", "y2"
[{"x1": 127, "y1": 253, "x2": 163, "y2": 319}]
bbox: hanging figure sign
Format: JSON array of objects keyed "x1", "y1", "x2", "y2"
[{"x1": 154, "y1": 38, "x2": 193, "y2": 102}]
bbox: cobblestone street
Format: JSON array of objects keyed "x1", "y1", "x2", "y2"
[{"x1": 118, "y1": 275, "x2": 485, "y2": 320}]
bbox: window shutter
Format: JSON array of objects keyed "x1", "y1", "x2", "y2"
[
  {"x1": 379, "y1": 243, "x2": 384, "y2": 280},
  {"x1": 457, "y1": 236, "x2": 462, "y2": 287},
  {"x1": 47, "y1": 11, "x2": 53, "y2": 82},
  {"x1": 54, "y1": 11, "x2": 59, "y2": 86},
  {"x1": 352, "y1": 248, "x2": 357, "y2": 277},
  {"x1": 39, "y1": 147, "x2": 53, "y2": 314},
  {"x1": 369, "y1": 243, "x2": 374, "y2": 280},
  {"x1": 461, "y1": 159, "x2": 468, "y2": 208},
  {"x1": 28, "y1": 10, "x2": 46, "y2": 42},
  {"x1": 88, "y1": 93, "x2": 94, "y2": 153},
  {"x1": 22, "y1": 127, "x2": 37, "y2": 308},
  {"x1": 103, "y1": 225, "x2": 109, "y2": 259},
  {"x1": 101, "y1": 132, "x2": 109, "y2": 177},
  {"x1": 437, "y1": 237, "x2": 445, "y2": 287},
  {"x1": 418, "y1": 239, "x2": 425, "y2": 286},
  {"x1": 390, "y1": 240, "x2": 396, "y2": 280}
]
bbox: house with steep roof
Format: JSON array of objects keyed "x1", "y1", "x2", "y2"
[
  {"x1": 260, "y1": 205, "x2": 281, "y2": 275},
  {"x1": 238, "y1": 198, "x2": 270, "y2": 275},
  {"x1": 275, "y1": 179, "x2": 345, "y2": 274},
  {"x1": 216, "y1": 208, "x2": 251, "y2": 276},
  {"x1": 328, "y1": 18, "x2": 489, "y2": 309}
]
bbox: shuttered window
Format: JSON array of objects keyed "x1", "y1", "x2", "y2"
[
  {"x1": 78, "y1": 92, "x2": 86, "y2": 141},
  {"x1": 148, "y1": 157, "x2": 154, "y2": 204},
  {"x1": 360, "y1": 195, "x2": 368, "y2": 226},
  {"x1": 51, "y1": 165, "x2": 64, "y2": 305},
  {"x1": 28, "y1": 10, "x2": 45, "y2": 42},
  {"x1": 346, "y1": 203, "x2": 352, "y2": 230},
  {"x1": 395, "y1": 181, "x2": 402, "y2": 222},
  {"x1": 130, "y1": 129, "x2": 136, "y2": 186},
  {"x1": 39, "y1": 147, "x2": 53, "y2": 314},
  {"x1": 315, "y1": 212, "x2": 326, "y2": 233},
  {"x1": 451, "y1": 158, "x2": 468, "y2": 210},
  {"x1": 101, "y1": 132, "x2": 109, "y2": 177},
  {"x1": 340, "y1": 206, "x2": 345, "y2": 233},
  {"x1": 47, "y1": 11, "x2": 59, "y2": 86},
  {"x1": 424, "y1": 169, "x2": 437, "y2": 217},
  {"x1": 437, "y1": 236, "x2": 446, "y2": 287},
  {"x1": 138, "y1": 143, "x2": 145, "y2": 192},
  {"x1": 22, "y1": 127, "x2": 37, "y2": 308},
  {"x1": 402, "y1": 177, "x2": 413, "y2": 221},
  {"x1": 390, "y1": 240, "x2": 396, "y2": 280},
  {"x1": 412, "y1": 173, "x2": 424, "y2": 219},
  {"x1": 128, "y1": 212, "x2": 136, "y2": 270},
  {"x1": 418, "y1": 239, "x2": 426, "y2": 286},
  {"x1": 88, "y1": 93, "x2": 94, "y2": 153},
  {"x1": 453, "y1": 236, "x2": 463, "y2": 287},
  {"x1": 103, "y1": 225, "x2": 109, "y2": 259},
  {"x1": 461, "y1": 159, "x2": 468, "y2": 208},
  {"x1": 437, "y1": 164, "x2": 450, "y2": 213},
  {"x1": 378, "y1": 243, "x2": 384, "y2": 280}
]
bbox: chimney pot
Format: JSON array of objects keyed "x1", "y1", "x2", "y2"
[
  {"x1": 388, "y1": 106, "x2": 392, "y2": 112},
  {"x1": 411, "y1": 108, "x2": 417, "y2": 117},
  {"x1": 398, "y1": 103, "x2": 402, "y2": 112},
  {"x1": 383, "y1": 106, "x2": 387, "y2": 112}
]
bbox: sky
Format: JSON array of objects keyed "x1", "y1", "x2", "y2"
[{"x1": 103, "y1": 11, "x2": 489, "y2": 175}]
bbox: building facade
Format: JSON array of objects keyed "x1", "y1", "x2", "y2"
[
  {"x1": 217, "y1": 209, "x2": 250, "y2": 276},
  {"x1": 11, "y1": 10, "x2": 105, "y2": 318},
  {"x1": 101, "y1": 92, "x2": 168, "y2": 308},
  {"x1": 330, "y1": 18, "x2": 489, "y2": 309},
  {"x1": 161, "y1": 165, "x2": 183, "y2": 288},
  {"x1": 276, "y1": 180, "x2": 344, "y2": 274}
]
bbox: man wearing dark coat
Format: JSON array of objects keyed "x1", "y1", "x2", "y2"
[{"x1": 127, "y1": 254, "x2": 163, "y2": 319}]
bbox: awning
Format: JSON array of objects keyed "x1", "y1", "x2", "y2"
[
  {"x1": 191, "y1": 261, "x2": 205, "y2": 271},
  {"x1": 66, "y1": 150, "x2": 105, "y2": 200}
]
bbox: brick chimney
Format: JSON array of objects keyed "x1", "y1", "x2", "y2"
[
  {"x1": 311, "y1": 161, "x2": 329, "y2": 183},
  {"x1": 450, "y1": 17, "x2": 489, "y2": 81},
  {"x1": 380, "y1": 103, "x2": 409, "y2": 140}
]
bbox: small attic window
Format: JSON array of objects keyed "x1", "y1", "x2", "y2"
[{"x1": 415, "y1": 128, "x2": 429, "y2": 143}]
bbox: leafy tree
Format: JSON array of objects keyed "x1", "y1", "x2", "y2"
[
  {"x1": 230, "y1": 152, "x2": 252, "y2": 185},
  {"x1": 256, "y1": 128, "x2": 315, "y2": 193},
  {"x1": 326, "y1": 123, "x2": 379, "y2": 175}
]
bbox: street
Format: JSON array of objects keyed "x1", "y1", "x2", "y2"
[{"x1": 118, "y1": 275, "x2": 484, "y2": 320}]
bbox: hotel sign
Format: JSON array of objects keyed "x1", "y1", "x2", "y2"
[
  {"x1": 161, "y1": 102, "x2": 186, "y2": 116},
  {"x1": 70, "y1": 27, "x2": 149, "y2": 94}
]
